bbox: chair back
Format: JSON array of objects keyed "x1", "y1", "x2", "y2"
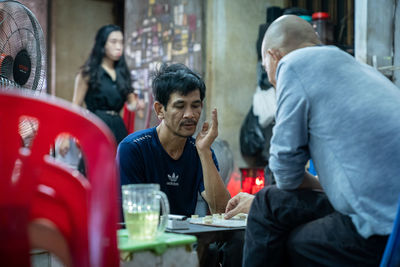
[
  {"x1": 380, "y1": 197, "x2": 400, "y2": 267},
  {"x1": 0, "y1": 89, "x2": 120, "y2": 267}
]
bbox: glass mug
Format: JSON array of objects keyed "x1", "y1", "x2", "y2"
[{"x1": 122, "y1": 184, "x2": 169, "y2": 240}]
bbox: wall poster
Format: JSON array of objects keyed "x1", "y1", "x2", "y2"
[{"x1": 125, "y1": 0, "x2": 203, "y2": 131}]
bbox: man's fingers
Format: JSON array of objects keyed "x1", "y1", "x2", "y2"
[
  {"x1": 202, "y1": 122, "x2": 209, "y2": 132},
  {"x1": 210, "y1": 108, "x2": 218, "y2": 132},
  {"x1": 224, "y1": 206, "x2": 240, "y2": 219},
  {"x1": 225, "y1": 197, "x2": 238, "y2": 213},
  {"x1": 212, "y1": 108, "x2": 218, "y2": 126}
]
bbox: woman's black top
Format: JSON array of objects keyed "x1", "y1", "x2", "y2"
[{"x1": 84, "y1": 67, "x2": 128, "y2": 143}]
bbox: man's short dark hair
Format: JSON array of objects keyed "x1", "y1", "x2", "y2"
[{"x1": 151, "y1": 63, "x2": 206, "y2": 107}]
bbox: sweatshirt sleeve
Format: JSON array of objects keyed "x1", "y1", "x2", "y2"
[{"x1": 269, "y1": 63, "x2": 310, "y2": 189}]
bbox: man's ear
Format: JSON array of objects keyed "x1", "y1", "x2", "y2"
[
  {"x1": 154, "y1": 101, "x2": 165, "y2": 120},
  {"x1": 267, "y1": 48, "x2": 283, "y2": 63}
]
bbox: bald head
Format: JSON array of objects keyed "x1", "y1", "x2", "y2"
[{"x1": 262, "y1": 15, "x2": 321, "y2": 55}]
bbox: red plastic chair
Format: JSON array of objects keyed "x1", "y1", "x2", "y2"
[{"x1": 0, "y1": 89, "x2": 120, "y2": 267}]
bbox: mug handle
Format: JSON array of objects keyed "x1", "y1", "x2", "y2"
[{"x1": 156, "y1": 191, "x2": 170, "y2": 235}]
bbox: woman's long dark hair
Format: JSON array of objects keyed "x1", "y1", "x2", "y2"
[{"x1": 81, "y1": 24, "x2": 131, "y2": 97}]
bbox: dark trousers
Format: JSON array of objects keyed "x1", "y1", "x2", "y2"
[
  {"x1": 199, "y1": 230, "x2": 245, "y2": 267},
  {"x1": 243, "y1": 186, "x2": 388, "y2": 267},
  {"x1": 219, "y1": 230, "x2": 245, "y2": 267}
]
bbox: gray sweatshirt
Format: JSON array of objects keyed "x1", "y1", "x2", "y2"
[{"x1": 270, "y1": 45, "x2": 400, "y2": 238}]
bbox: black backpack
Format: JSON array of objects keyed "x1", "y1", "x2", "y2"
[{"x1": 239, "y1": 106, "x2": 273, "y2": 167}]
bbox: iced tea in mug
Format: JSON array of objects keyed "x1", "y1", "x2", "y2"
[{"x1": 122, "y1": 184, "x2": 169, "y2": 240}]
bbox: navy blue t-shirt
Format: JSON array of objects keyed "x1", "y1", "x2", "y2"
[{"x1": 117, "y1": 127, "x2": 219, "y2": 216}]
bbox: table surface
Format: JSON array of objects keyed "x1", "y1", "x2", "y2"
[{"x1": 166, "y1": 221, "x2": 245, "y2": 235}]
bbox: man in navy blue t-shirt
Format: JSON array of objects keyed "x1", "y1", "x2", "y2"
[{"x1": 117, "y1": 63, "x2": 231, "y2": 216}]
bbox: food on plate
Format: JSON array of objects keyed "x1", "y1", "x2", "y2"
[
  {"x1": 232, "y1": 213, "x2": 247, "y2": 220},
  {"x1": 203, "y1": 215, "x2": 213, "y2": 224},
  {"x1": 212, "y1": 213, "x2": 223, "y2": 220}
]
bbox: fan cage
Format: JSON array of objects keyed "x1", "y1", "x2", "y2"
[{"x1": 0, "y1": 0, "x2": 46, "y2": 92}]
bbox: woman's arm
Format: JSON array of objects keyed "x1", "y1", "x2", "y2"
[
  {"x1": 125, "y1": 93, "x2": 137, "y2": 111},
  {"x1": 72, "y1": 72, "x2": 88, "y2": 106}
]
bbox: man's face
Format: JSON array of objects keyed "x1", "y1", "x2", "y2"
[
  {"x1": 262, "y1": 49, "x2": 277, "y2": 88},
  {"x1": 162, "y1": 90, "x2": 203, "y2": 138},
  {"x1": 261, "y1": 40, "x2": 278, "y2": 87}
]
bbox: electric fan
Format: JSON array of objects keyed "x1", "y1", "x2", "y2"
[{"x1": 0, "y1": 0, "x2": 46, "y2": 91}]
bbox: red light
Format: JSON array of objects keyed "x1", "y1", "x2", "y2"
[
  {"x1": 226, "y1": 170, "x2": 242, "y2": 197},
  {"x1": 240, "y1": 168, "x2": 266, "y2": 195}
]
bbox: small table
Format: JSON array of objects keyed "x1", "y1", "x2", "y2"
[
  {"x1": 118, "y1": 229, "x2": 199, "y2": 267},
  {"x1": 166, "y1": 222, "x2": 246, "y2": 266}
]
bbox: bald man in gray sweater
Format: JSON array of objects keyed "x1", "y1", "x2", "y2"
[{"x1": 225, "y1": 15, "x2": 400, "y2": 266}]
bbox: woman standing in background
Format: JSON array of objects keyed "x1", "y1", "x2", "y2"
[
  {"x1": 73, "y1": 24, "x2": 136, "y2": 143},
  {"x1": 57, "y1": 24, "x2": 137, "y2": 169}
]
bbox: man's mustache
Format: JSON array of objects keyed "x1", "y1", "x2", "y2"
[{"x1": 180, "y1": 119, "x2": 197, "y2": 126}]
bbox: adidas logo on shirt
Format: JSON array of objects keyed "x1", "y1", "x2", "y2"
[{"x1": 166, "y1": 172, "x2": 179, "y2": 186}]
